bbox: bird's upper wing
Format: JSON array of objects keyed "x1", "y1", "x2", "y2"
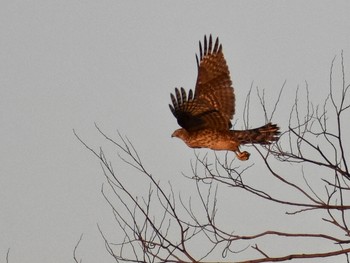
[
  {"x1": 169, "y1": 35, "x2": 235, "y2": 132},
  {"x1": 194, "y1": 35, "x2": 235, "y2": 129}
]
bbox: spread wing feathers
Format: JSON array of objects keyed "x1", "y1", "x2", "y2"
[
  {"x1": 195, "y1": 35, "x2": 235, "y2": 123},
  {"x1": 169, "y1": 35, "x2": 235, "y2": 132},
  {"x1": 169, "y1": 87, "x2": 231, "y2": 131}
]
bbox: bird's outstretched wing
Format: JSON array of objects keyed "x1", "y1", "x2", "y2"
[
  {"x1": 169, "y1": 35, "x2": 235, "y2": 131},
  {"x1": 169, "y1": 87, "x2": 227, "y2": 131}
]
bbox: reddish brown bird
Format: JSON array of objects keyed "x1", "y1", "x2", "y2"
[{"x1": 169, "y1": 35, "x2": 280, "y2": 160}]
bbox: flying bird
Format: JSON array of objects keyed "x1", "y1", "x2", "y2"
[{"x1": 169, "y1": 35, "x2": 280, "y2": 161}]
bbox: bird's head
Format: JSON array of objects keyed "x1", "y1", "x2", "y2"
[{"x1": 171, "y1": 128, "x2": 189, "y2": 142}]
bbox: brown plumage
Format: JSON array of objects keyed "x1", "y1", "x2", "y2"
[{"x1": 169, "y1": 35, "x2": 280, "y2": 160}]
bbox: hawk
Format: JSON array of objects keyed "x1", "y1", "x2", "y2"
[{"x1": 169, "y1": 35, "x2": 280, "y2": 161}]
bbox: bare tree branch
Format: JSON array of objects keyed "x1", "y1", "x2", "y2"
[
  {"x1": 75, "y1": 52, "x2": 350, "y2": 262},
  {"x1": 73, "y1": 234, "x2": 83, "y2": 263}
]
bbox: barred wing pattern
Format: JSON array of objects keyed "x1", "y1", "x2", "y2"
[{"x1": 169, "y1": 35, "x2": 234, "y2": 131}]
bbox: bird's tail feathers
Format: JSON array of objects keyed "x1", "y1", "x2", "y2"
[{"x1": 231, "y1": 123, "x2": 280, "y2": 144}]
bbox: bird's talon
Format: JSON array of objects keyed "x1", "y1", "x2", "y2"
[{"x1": 236, "y1": 151, "x2": 250, "y2": 161}]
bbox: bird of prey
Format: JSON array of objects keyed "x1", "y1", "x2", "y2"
[{"x1": 169, "y1": 35, "x2": 279, "y2": 161}]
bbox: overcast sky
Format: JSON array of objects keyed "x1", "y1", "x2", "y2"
[{"x1": 1, "y1": 1, "x2": 350, "y2": 262}]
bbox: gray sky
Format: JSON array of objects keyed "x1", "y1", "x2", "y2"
[{"x1": 1, "y1": 1, "x2": 350, "y2": 262}]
